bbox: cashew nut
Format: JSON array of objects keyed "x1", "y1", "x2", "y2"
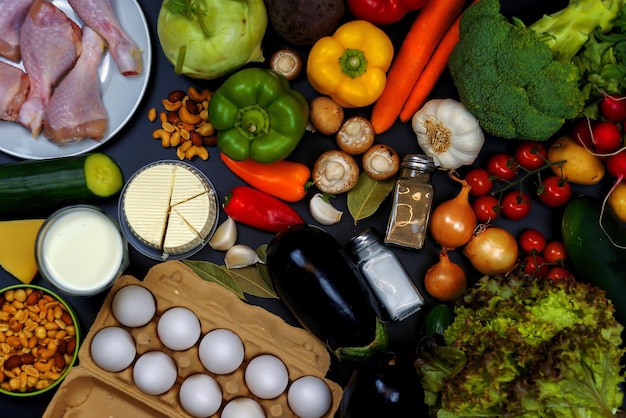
[
  {"x1": 161, "y1": 99, "x2": 182, "y2": 112},
  {"x1": 152, "y1": 129, "x2": 172, "y2": 147},
  {"x1": 188, "y1": 86, "x2": 211, "y2": 102},
  {"x1": 179, "y1": 105, "x2": 203, "y2": 125},
  {"x1": 177, "y1": 140, "x2": 193, "y2": 160},
  {"x1": 185, "y1": 145, "x2": 209, "y2": 160}
]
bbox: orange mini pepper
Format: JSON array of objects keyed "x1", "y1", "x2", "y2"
[{"x1": 221, "y1": 152, "x2": 311, "y2": 202}]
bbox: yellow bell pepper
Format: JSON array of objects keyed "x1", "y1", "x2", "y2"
[{"x1": 306, "y1": 20, "x2": 394, "y2": 108}]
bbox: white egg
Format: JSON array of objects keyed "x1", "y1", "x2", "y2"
[
  {"x1": 198, "y1": 328, "x2": 245, "y2": 375},
  {"x1": 157, "y1": 307, "x2": 201, "y2": 351},
  {"x1": 111, "y1": 285, "x2": 156, "y2": 327},
  {"x1": 133, "y1": 351, "x2": 178, "y2": 395},
  {"x1": 287, "y1": 375, "x2": 332, "y2": 418},
  {"x1": 90, "y1": 326, "x2": 136, "y2": 372},
  {"x1": 244, "y1": 354, "x2": 289, "y2": 399},
  {"x1": 179, "y1": 374, "x2": 223, "y2": 417},
  {"x1": 221, "y1": 397, "x2": 266, "y2": 418}
]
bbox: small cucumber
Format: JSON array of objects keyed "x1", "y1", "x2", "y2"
[
  {"x1": 562, "y1": 196, "x2": 626, "y2": 324},
  {"x1": 422, "y1": 304, "x2": 454, "y2": 336},
  {"x1": 0, "y1": 153, "x2": 124, "y2": 216}
]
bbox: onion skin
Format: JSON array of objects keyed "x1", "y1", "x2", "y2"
[
  {"x1": 463, "y1": 226, "x2": 518, "y2": 275},
  {"x1": 424, "y1": 250, "x2": 467, "y2": 301},
  {"x1": 429, "y1": 175, "x2": 477, "y2": 250}
]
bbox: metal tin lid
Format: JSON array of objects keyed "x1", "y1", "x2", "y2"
[
  {"x1": 400, "y1": 154, "x2": 435, "y2": 172},
  {"x1": 345, "y1": 227, "x2": 382, "y2": 256}
]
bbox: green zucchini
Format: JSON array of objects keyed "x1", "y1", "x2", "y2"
[
  {"x1": 0, "y1": 153, "x2": 124, "y2": 216},
  {"x1": 562, "y1": 196, "x2": 626, "y2": 324},
  {"x1": 422, "y1": 304, "x2": 454, "y2": 336}
]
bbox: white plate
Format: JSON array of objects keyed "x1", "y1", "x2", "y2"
[{"x1": 0, "y1": 0, "x2": 152, "y2": 160}]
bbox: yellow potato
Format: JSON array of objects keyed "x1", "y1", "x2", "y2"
[
  {"x1": 608, "y1": 182, "x2": 626, "y2": 223},
  {"x1": 547, "y1": 135, "x2": 605, "y2": 185}
]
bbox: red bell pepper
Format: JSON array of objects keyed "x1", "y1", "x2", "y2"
[
  {"x1": 223, "y1": 186, "x2": 305, "y2": 233},
  {"x1": 347, "y1": 0, "x2": 429, "y2": 25}
]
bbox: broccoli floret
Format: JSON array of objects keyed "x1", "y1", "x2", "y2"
[
  {"x1": 448, "y1": 0, "x2": 589, "y2": 140},
  {"x1": 530, "y1": 0, "x2": 624, "y2": 63}
]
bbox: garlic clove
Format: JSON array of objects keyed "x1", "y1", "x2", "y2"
[
  {"x1": 224, "y1": 244, "x2": 263, "y2": 269},
  {"x1": 309, "y1": 193, "x2": 343, "y2": 225},
  {"x1": 209, "y1": 217, "x2": 237, "y2": 251}
]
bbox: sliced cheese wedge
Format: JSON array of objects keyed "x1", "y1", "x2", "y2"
[
  {"x1": 122, "y1": 162, "x2": 218, "y2": 256},
  {"x1": 0, "y1": 219, "x2": 45, "y2": 283}
]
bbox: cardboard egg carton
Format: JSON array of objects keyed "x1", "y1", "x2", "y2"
[{"x1": 43, "y1": 261, "x2": 343, "y2": 418}]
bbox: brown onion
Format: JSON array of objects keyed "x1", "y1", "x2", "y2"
[
  {"x1": 429, "y1": 173, "x2": 477, "y2": 250},
  {"x1": 463, "y1": 225, "x2": 518, "y2": 275},
  {"x1": 424, "y1": 250, "x2": 467, "y2": 301}
]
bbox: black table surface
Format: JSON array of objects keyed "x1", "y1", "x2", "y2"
[{"x1": 0, "y1": 0, "x2": 608, "y2": 416}]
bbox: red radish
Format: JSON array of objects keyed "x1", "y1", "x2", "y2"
[
  {"x1": 607, "y1": 150, "x2": 626, "y2": 181},
  {"x1": 591, "y1": 121, "x2": 622, "y2": 154},
  {"x1": 599, "y1": 94, "x2": 626, "y2": 122},
  {"x1": 571, "y1": 118, "x2": 595, "y2": 149}
]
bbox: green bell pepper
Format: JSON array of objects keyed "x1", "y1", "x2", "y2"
[{"x1": 208, "y1": 68, "x2": 309, "y2": 163}]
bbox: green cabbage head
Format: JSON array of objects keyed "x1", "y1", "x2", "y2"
[{"x1": 157, "y1": 0, "x2": 267, "y2": 80}]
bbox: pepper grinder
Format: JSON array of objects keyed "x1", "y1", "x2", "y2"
[{"x1": 384, "y1": 154, "x2": 435, "y2": 250}]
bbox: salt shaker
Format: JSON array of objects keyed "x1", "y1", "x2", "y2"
[
  {"x1": 385, "y1": 154, "x2": 435, "y2": 250},
  {"x1": 346, "y1": 228, "x2": 425, "y2": 321}
]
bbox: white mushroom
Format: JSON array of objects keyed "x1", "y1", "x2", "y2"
[
  {"x1": 362, "y1": 144, "x2": 400, "y2": 181},
  {"x1": 336, "y1": 116, "x2": 375, "y2": 155},
  {"x1": 313, "y1": 150, "x2": 359, "y2": 194}
]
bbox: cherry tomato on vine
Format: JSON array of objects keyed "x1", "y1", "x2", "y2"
[
  {"x1": 521, "y1": 254, "x2": 549, "y2": 278},
  {"x1": 515, "y1": 141, "x2": 547, "y2": 171},
  {"x1": 571, "y1": 118, "x2": 595, "y2": 149},
  {"x1": 471, "y1": 195, "x2": 499, "y2": 223},
  {"x1": 543, "y1": 241, "x2": 567, "y2": 264},
  {"x1": 599, "y1": 94, "x2": 626, "y2": 122},
  {"x1": 487, "y1": 153, "x2": 519, "y2": 181},
  {"x1": 546, "y1": 266, "x2": 573, "y2": 280},
  {"x1": 518, "y1": 229, "x2": 546, "y2": 254},
  {"x1": 465, "y1": 168, "x2": 493, "y2": 196},
  {"x1": 591, "y1": 120, "x2": 622, "y2": 154},
  {"x1": 537, "y1": 176, "x2": 571, "y2": 207},
  {"x1": 500, "y1": 190, "x2": 531, "y2": 220}
]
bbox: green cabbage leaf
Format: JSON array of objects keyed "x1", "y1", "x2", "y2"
[{"x1": 157, "y1": 0, "x2": 267, "y2": 79}]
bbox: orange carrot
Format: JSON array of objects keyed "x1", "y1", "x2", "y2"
[
  {"x1": 370, "y1": 0, "x2": 467, "y2": 134},
  {"x1": 399, "y1": 5, "x2": 472, "y2": 122}
]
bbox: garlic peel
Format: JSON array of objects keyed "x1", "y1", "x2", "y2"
[
  {"x1": 412, "y1": 98, "x2": 485, "y2": 170},
  {"x1": 209, "y1": 217, "x2": 237, "y2": 251},
  {"x1": 224, "y1": 244, "x2": 263, "y2": 269},
  {"x1": 310, "y1": 193, "x2": 343, "y2": 225}
]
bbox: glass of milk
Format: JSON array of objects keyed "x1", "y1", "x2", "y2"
[{"x1": 36, "y1": 205, "x2": 129, "y2": 296}]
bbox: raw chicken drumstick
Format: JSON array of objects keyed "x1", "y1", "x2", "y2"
[
  {"x1": 68, "y1": 0, "x2": 142, "y2": 76},
  {"x1": 0, "y1": 0, "x2": 34, "y2": 62},
  {"x1": 44, "y1": 26, "x2": 108, "y2": 144},
  {"x1": 0, "y1": 62, "x2": 29, "y2": 121},
  {"x1": 17, "y1": 0, "x2": 81, "y2": 137}
]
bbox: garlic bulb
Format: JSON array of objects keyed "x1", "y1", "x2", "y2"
[
  {"x1": 224, "y1": 244, "x2": 263, "y2": 269},
  {"x1": 209, "y1": 217, "x2": 237, "y2": 251},
  {"x1": 309, "y1": 193, "x2": 343, "y2": 225},
  {"x1": 412, "y1": 98, "x2": 485, "y2": 170}
]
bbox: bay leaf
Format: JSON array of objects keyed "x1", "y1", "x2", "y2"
[
  {"x1": 228, "y1": 265, "x2": 277, "y2": 299},
  {"x1": 347, "y1": 173, "x2": 395, "y2": 223},
  {"x1": 255, "y1": 244, "x2": 273, "y2": 289},
  {"x1": 182, "y1": 260, "x2": 246, "y2": 300}
]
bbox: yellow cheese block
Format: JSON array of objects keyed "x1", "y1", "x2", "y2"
[{"x1": 0, "y1": 219, "x2": 45, "y2": 283}]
